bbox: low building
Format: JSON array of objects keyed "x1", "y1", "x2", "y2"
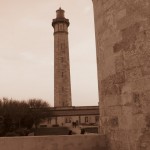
[{"x1": 39, "y1": 106, "x2": 99, "y2": 128}]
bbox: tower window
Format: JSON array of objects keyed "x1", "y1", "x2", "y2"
[
  {"x1": 59, "y1": 24, "x2": 63, "y2": 30},
  {"x1": 55, "y1": 24, "x2": 58, "y2": 32},
  {"x1": 62, "y1": 87, "x2": 64, "y2": 91},
  {"x1": 62, "y1": 72, "x2": 63, "y2": 77}
]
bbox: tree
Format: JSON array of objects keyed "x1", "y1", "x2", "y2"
[
  {"x1": 0, "y1": 97, "x2": 51, "y2": 136},
  {"x1": 28, "y1": 99, "x2": 50, "y2": 130}
]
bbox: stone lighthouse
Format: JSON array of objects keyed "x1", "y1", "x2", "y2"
[{"x1": 52, "y1": 8, "x2": 72, "y2": 107}]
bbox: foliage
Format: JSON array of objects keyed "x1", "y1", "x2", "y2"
[
  {"x1": 28, "y1": 99, "x2": 50, "y2": 130},
  {"x1": 0, "y1": 97, "x2": 51, "y2": 136}
]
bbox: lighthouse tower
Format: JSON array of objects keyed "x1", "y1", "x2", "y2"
[{"x1": 52, "y1": 8, "x2": 72, "y2": 107}]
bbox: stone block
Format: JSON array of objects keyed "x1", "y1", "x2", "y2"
[{"x1": 125, "y1": 67, "x2": 142, "y2": 82}]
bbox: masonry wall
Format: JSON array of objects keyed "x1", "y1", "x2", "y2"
[
  {"x1": 92, "y1": 0, "x2": 150, "y2": 150},
  {"x1": 0, "y1": 135, "x2": 107, "y2": 150}
]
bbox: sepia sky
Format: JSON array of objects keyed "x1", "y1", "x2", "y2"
[{"x1": 0, "y1": 0, "x2": 98, "y2": 106}]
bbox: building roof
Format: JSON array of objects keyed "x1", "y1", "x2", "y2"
[{"x1": 50, "y1": 106, "x2": 99, "y2": 117}]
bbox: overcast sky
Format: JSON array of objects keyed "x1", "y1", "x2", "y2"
[{"x1": 0, "y1": 0, "x2": 98, "y2": 106}]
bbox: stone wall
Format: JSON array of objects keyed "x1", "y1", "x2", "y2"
[
  {"x1": 0, "y1": 135, "x2": 107, "y2": 150},
  {"x1": 92, "y1": 0, "x2": 150, "y2": 150}
]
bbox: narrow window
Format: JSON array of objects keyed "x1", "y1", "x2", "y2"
[
  {"x1": 61, "y1": 44, "x2": 65, "y2": 52},
  {"x1": 61, "y1": 57, "x2": 63, "y2": 63},
  {"x1": 85, "y1": 117, "x2": 88, "y2": 123},
  {"x1": 62, "y1": 72, "x2": 63, "y2": 77},
  {"x1": 59, "y1": 24, "x2": 63, "y2": 30}
]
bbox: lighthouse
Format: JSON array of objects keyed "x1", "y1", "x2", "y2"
[{"x1": 52, "y1": 8, "x2": 72, "y2": 107}]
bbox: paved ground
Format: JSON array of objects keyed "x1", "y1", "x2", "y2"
[
  {"x1": 69, "y1": 126, "x2": 81, "y2": 134},
  {"x1": 69, "y1": 125, "x2": 98, "y2": 135}
]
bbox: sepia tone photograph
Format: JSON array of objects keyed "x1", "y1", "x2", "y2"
[{"x1": 0, "y1": 0, "x2": 150, "y2": 150}]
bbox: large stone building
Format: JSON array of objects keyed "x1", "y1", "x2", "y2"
[{"x1": 92, "y1": 0, "x2": 150, "y2": 149}]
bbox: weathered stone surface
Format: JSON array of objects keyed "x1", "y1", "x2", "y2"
[
  {"x1": 92, "y1": 0, "x2": 150, "y2": 150},
  {"x1": 52, "y1": 8, "x2": 72, "y2": 107}
]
